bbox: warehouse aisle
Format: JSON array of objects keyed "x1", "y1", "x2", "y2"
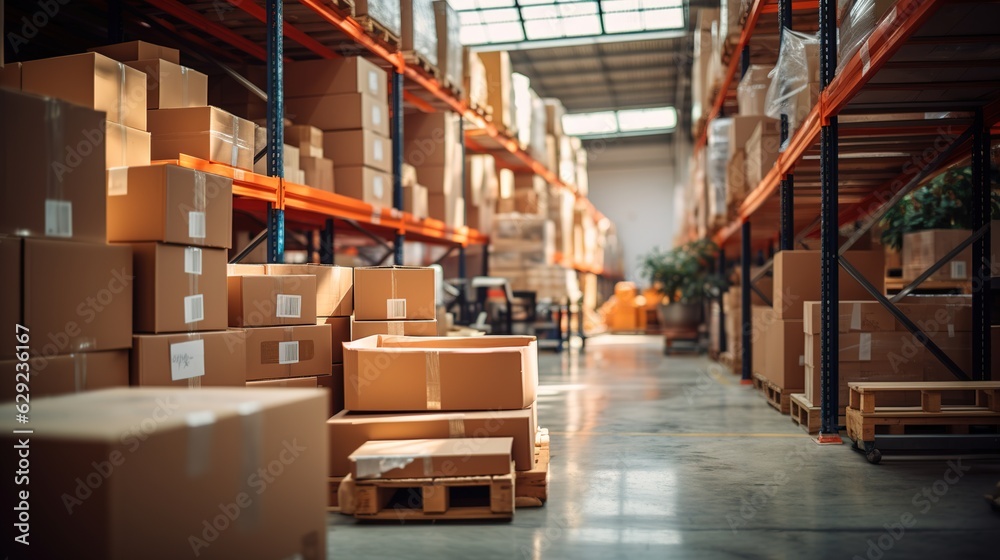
[{"x1": 327, "y1": 335, "x2": 999, "y2": 559}]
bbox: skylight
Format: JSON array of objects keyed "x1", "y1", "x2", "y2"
[
  {"x1": 455, "y1": 0, "x2": 685, "y2": 46},
  {"x1": 562, "y1": 107, "x2": 677, "y2": 137}
]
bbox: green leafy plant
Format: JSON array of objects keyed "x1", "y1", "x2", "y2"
[
  {"x1": 879, "y1": 165, "x2": 1000, "y2": 251},
  {"x1": 640, "y1": 239, "x2": 728, "y2": 304}
]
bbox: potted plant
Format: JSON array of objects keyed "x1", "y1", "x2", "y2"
[{"x1": 639, "y1": 239, "x2": 728, "y2": 330}]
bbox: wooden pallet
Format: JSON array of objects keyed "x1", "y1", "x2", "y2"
[
  {"x1": 790, "y1": 393, "x2": 821, "y2": 434},
  {"x1": 752, "y1": 373, "x2": 790, "y2": 414},
  {"x1": 339, "y1": 462, "x2": 515, "y2": 521},
  {"x1": 846, "y1": 382, "x2": 1000, "y2": 444},
  {"x1": 516, "y1": 428, "x2": 550, "y2": 508},
  {"x1": 356, "y1": 15, "x2": 401, "y2": 49},
  {"x1": 403, "y1": 51, "x2": 441, "y2": 81},
  {"x1": 751, "y1": 372, "x2": 767, "y2": 392}
]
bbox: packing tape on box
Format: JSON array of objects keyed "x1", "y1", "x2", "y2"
[
  {"x1": 190, "y1": 170, "x2": 207, "y2": 240},
  {"x1": 387, "y1": 322, "x2": 404, "y2": 336},
  {"x1": 231, "y1": 114, "x2": 240, "y2": 167},
  {"x1": 851, "y1": 303, "x2": 862, "y2": 331},
  {"x1": 425, "y1": 351, "x2": 442, "y2": 410},
  {"x1": 72, "y1": 353, "x2": 87, "y2": 392},
  {"x1": 44, "y1": 98, "x2": 72, "y2": 237},
  {"x1": 448, "y1": 418, "x2": 466, "y2": 437},
  {"x1": 858, "y1": 332, "x2": 872, "y2": 361},
  {"x1": 117, "y1": 61, "x2": 126, "y2": 124},
  {"x1": 181, "y1": 66, "x2": 189, "y2": 108}
]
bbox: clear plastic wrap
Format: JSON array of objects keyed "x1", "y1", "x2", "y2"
[
  {"x1": 403, "y1": 0, "x2": 438, "y2": 67},
  {"x1": 356, "y1": 0, "x2": 402, "y2": 37},
  {"x1": 707, "y1": 118, "x2": 733, "y2": 221},
  {"x1": 765, "y1": 29, "x2": 819, "y2": 148},
  {"x1": 434, "y1": 0, "x2": 463, "y2": 87},
  {"x1": 837, "y1": 0, "x2": 896, "y2": 73},
  {"x1": 737, "y1": 64, "x2": 773, "y2": 116}
]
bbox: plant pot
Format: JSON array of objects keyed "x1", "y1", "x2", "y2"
[{"x1": 656, "y1": 302, "x2": 704, "y2": 331}]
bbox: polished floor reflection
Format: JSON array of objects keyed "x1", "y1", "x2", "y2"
[{"x1": 328, "y1": 335, "x2": 998, "y2": 559}]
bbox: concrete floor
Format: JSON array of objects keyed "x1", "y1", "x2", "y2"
[{"x1": 327, "y1": 335, "x2": 1000, "y2": 559}]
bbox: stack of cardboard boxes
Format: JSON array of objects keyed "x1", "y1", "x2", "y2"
[
  {"x1": 433, "y1": 0, "x2": 463, "y2": 91},
  {"x1": 464, "y1": 155, "x2": 500, "y2": 235},
  {"x1": 604, "y1": 282, "x2": 647, "y2": 333},
  {"x1": 285, "y1": 57, "x2": 393, "y2": 208},
  {"x1": 354, "y1": 0, "x2": 402, "y2": 38},
  {"x1": 285, "y1": 124, "x2": 335, "y2": 191},
  {"x1": 490, "y1": 215, "x2": 556, "y2": 271},
  {"x1": 404, "y1": 112, "x2": 465, "y2": 228},
  {"x1": 351, "y1": 266, "x2": 438, "y2": 338},
  {"x1": 478, "y1": 51, "x2": 516, "y2": 134},
  {"x1": 725, "y1": 115, "x2": 780, "y2": 212}
]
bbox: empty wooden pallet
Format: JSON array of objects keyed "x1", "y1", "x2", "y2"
[{"x1": 790, "y1": 393, "x2": 820, "y2": 434}]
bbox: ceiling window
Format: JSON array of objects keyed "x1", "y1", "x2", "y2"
[{"x1": 562, "y1": 107, "x2": 677, "y2": 137}]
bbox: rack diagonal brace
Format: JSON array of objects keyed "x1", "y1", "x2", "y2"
[
  {"x1": 838, "y1": 257, "x2": 970, "y2": 381},
  {"x1": 889, "y1": 223, "x2": 990, "y2": 303},
  {"x1": 229, "y1": 229, "x2": 267, "y2": 264},
  {"x1": 342, "y1": 219, "x2": 394, "y2": 252}
]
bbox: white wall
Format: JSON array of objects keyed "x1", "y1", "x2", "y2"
[{"x1": 586, "y1": 140, "x2": 679, "y2": 284}]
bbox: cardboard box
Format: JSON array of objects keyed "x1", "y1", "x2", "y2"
[
  {"x1": 324, "y1": 364, "x2": 345, "y2": 415},
  {"x1": 433, "y1": 0, "x2": 463, "y2": 87},
  {"x1": 751, "y1": 306, "x2": 771, "y2": 377},
  {"x1": 350, "y1": 437, "x2": 512, "y2": 479},
  {"x1": 89, "y1": 40, "x2": 180, "y2": 64},
  {"x1": 22, "y1": 52, "x2": 147, "y2": 129},
  {"x1": 803, "y1": 301, "x2": 897, "y2": 334},
  {"x1": 727, "y1": 149, "x2": 747, "y2": 203},
  {"x1": 285, "y1": 93, "x2": 389, "y2": 136},
  {"x1": 404, "y1": 112, "x2": 461, "y2": 169},
  {"x1": 745, "y1": 122, "x2": 781, "y2": 189},
  {"x1": 351, "y1": 318, "x2": 438, "y2": 340},
  {"x1": 0, "y1": 387, "x2": 326, "y2": 559},
  {"x1": 0, "y1": 62, "x2": 22, "y2": 89},
  {"x1": 264, "y1": 264, "x2": 353, "y2": 317},
  {"x1": 105, "y1": 122, "x2": 151, "y2": 168},
  {"x1": 318, "y1": 316, "x2": 351, "y2": 363},
  {"x1": 1, "y1": 89, "x2": 107, "y2": 241},
  {"x1": 243, "y1": 324, "x2": 333, "y2": 381},
  {"x1": 106, "y1": 164, "x2": 234, "y2": 248},
  {"x1": 131, "y1": 330, "x2": 246, "y2": 387},
  {"x1": 478, "y1": 51, "x2": 513, "y2": 131},
  {"x1": 513, "y1": 189, "x2": 545, "y2": 215},
  {"x1": 300, "y1": 156, "x2": 334, "y2": 191},
  {"x1": 333, "y1": 166, "x2": 393, "y2": 208},
  {"x1": 125, "y1": 59, "x2": 207, "y2": 109},
  {"x1": 227, "y1": 263, "x2": 266, "y2": 275},
  {"x1": 284, "y1": 56, "x2": 386, "y2": 99},
  {"x1": 804, "y1": 331, "x2": 972, "y2": 369},
  {"x1": 765, "y1": 318, "x2": 805, "y2": 390},
  {"x1": 402, "y1": 163, "x2": 418, "y2": 188},
  {"x1": 0, "y1": 350, "x2": 128, "y2": 401},
  {"x1": 343, "y1": 335, "x2": 538, "y2": 411},
  {"x1": 285, "y1": 124, "x2": 324, "y2": 158},
  {"x1": 728, "y1": 116, "x2": 780, "y2": 150},
  {"x1": 428, "y1": 192, "x2": 465, "y2": 229},
  {"x1": 130, "y1": 243, "x2": 228, "y2": 333},
  {"x1": 327, "y1": 407, "x2": 535, "y2": 476},
  {"x1": 354, "y1": 266, "x2": 436, "y2": 321},
  {"x1": 772, "y1": 250, "x2": 886, "y2": 319},
  {"x1": 147, "y1": 106, "x2": 255, "y2": 170},
  {"x1": 323, "y1": 129, "x2": 391, "y2": 172},
  {"x1": 417, "y1": 163, "x2": 462, "y2": 196},
  {"x1": 901, "y1": 229, "x2": 973, "y2": 281},
  {"x1": 404, "y1": 184, "x2": 429, "y2": 219},
  {"x1": 228, "y1": 275, "x2": 318, "y2": 327},
  {"x1": 0, "y1": 237, "x2": 132, "y2": 361}
]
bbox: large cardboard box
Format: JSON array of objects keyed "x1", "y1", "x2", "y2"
[
  {"x1": 478, "y1": 51, "x2": 514, "y2": 131},
  {"x1": 323, "y1": 129, "x2": 391, "y2": 173},
  {"x1": 243, "y1": 324, "x2": 333, "y2": 381},
  {"x1": 228, "y1": 275, "x2": 318, "y2": 328},
  {"x1": 404, "y1": 184, "x2": 429, "y2": 219},
  {"x1": 107, "y1": 164, "x2": 234, "y2": 248},
  {"x1": 22, "y1": 52, "x2": 147, "y2": 129},
  {"x1": 803, "y1": 301, "x2": 897, "y2": 334},
  {"x1": 131, "y1": 330, "x2": 246, "y2": 387},
  {"x1": 1, "y1": 89, "x2": 107, "y2": 242},
  {"x1": 333, "y1": 165, "x2": 393, "y2": 208},
  {"x1": 351, "y1": 318, "x2": 438, "y2": 339},
  {"x1": 751, "y1": 305, "x2": 771, "y2": 377},
  {"x1": 263, "y1": 264, "x2": 353, "y2": 317},
  {"x1": 0, "y1": 388, "x2": 327, "y2": 559},
  {"x1": 285, "y1": 124, "x2": 324, "y2": 158},
  {"x1": 327, "y1": 407, "x2": 535, "y2": 476},
  {"x1": 772, "y1": 250, "x2": 886, "y2": 319},
  {"x1": 125, "y1": 59, "x2": 208, "y2": 109},
  {"x1": 404, "y1": 108, "x2": 461, "y2": 170},
  {"x1": 300, "y1": 156, "x2": 334, "y2": 191},
  {"x1": 89, "y1": 40, "x2": 180, "y2": 64},
  {"x1": 428, "y1": 192, "x2": 465, "y2": 229},
  {"x1": 765, "y1": 318, "x2": 805, "y2": 390},
  {"x1": 131, "y1": 243, "x2": 228, "y2": 333},
  {"x1": 343, "y1": 335, "x2": 538, "y2": 411},
  {"x1": 147, "y1": 106, "x2": 255, "y2": 170},
  {"x1": 285, "y1": 55, "x2": 387, "y2": 99},
  {"x1": 0, "y1": 350, "x2": 128, "y2": 401},
  {"x1": 354, "y1": 266, "x2": 436, "y2": 320},
  {"x1": 901, "y1": 229, "x2": 972, "y2": 282},
  {"x1": 728, "y1": 116, "x2": 780, "y2": 149},
  {"x1": 285, "y1": 93, "x2": 389, "y2": 136},
  {"x1": 745, "y1": 121, "x2": 781, "y2": 189},
  {"x1": 105, "y1": 122, "x2": 151, "y2": 168},
  {"x1": 417, "y1": 163, "x2": 462, "y2": 196},
  {"x1": 350, "y1": 437, "x2": 512, "y2": 479},
  {"x1": 318, "y1": 316, "x2": 351, "y2": 363},
  {"x1": 0, "y1": 238, "x2": 132, "y2": 361}
]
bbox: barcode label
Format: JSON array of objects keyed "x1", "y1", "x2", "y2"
[
  {"x1": 189, "y1": 211, "x2": 207, "y2": 239},
  {"x1": 276, "y1": 294, "x2": 302, "y2": 318},
  {"x1": 372, "y1": 105, "x2": 382, "y2": 126},
  {"x1": 950, "y1": 261, "x2": 967, "y2": 279},
  {"x1": 373, "y1": 138, "x2": 384, "y2": 161},
  {"x1": 234, "y1": 169, "x2": 246, "y2": 181},
  {"x1": 184, "y1": 294, "x2": 205, "y2": 324},
  {"x1": 278, "y1": 341, "x2": 299, "y2": 364},
  {"x1": 369, "y1": 70, "x2": 379, "y2": 94},
  {"x1": 170, "y1": 339, "x2": 206, "y2": 381},
  {"x1": 386, "y1": 298, "x2": 407, "y2": 319},
  {"x1": 184, "y1": 247, "x2": 203, "y2": 275},
  {"x1": 45, "y1": 199, "x2": 73, "y2": 237}
]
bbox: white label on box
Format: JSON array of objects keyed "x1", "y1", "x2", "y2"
[
  {"x1": 189, "y1": 211, "x2": 207, "y2": 239},
  {"x1": 950, "y1": 261, "x2": 967, "y2": 279},
  {"x1": 278, "y1": 341, "x2": 299, "y2": 364},
  {"x1": 276, "y1": 294, "x2": 302, "y2": 318},
  {"x1": 184, "y1": 247, "x2": 203, "y2": 275},
  {"x1": 372, "y1": 105, "x2": 382, "y2": 126},
  {"x1": 948, "y1": 324, "x2": 955, "y2": 338},
  {"x1": 373, "y1": 138, "x2": 384, "y2": 161},
  {"x1": 850, "y1": 303, "x2": 862, "y2": 331},
  {"x1": 858, "y1": 333, "x2": 872, "y2": 362},
  {"x1": 387, "y1": 298, "x2": 407, "y2": 319},
  {"x1": 184, "y1": 294, "x2": 205, "y2": 323},
  {"x1": 368, "y1": 70, "x2": 379, "y2": 94},
  {"x1": 44, "y1": 199, "x2": 72, "y2": 237},
  {"x1": 170, "y1": 339, "x2": 206, "y2": 381},
  {"x1": 373, "y1": 176, "x2": 384, "y2": 199},
  {"x1": 107, "y1": 167, "x2": 129, "y2": 196},
  {"x1": 234, "y1": 169, "x2": 246, "y2": 181}
]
